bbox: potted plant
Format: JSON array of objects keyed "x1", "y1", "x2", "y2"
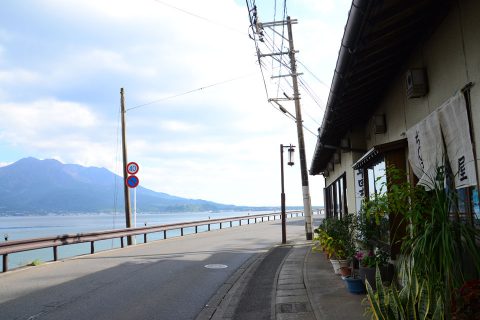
[
  {"x1": 343, "y1": 271, "x2": 366, "y2": 294},
  {"x1": 339, "y1": 266, "x2": 352, "y2": 277},
  {"x1": 357, "y1": 248, "x2": 391, "y2": 290},
  {"x1": 366, "y1": 165, "x2": 480, "y2": 317},
  {"x1": 326, "y1": 214, "x2": 356, "y2": 274}
]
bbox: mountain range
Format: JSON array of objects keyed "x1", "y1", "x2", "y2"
[{"x1": 0, "y1": 157, "x2": 247, "y2": 214}]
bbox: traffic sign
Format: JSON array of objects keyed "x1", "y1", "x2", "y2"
[
  {"x1": 126, "y1": 175, "x2": 139, "y2": 188},
  {"x1": 126, "y1": 162, "x2": 139, "y2": 175}
]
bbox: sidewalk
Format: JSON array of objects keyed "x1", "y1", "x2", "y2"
[{"x1": 198, "y1": 241, "x2": 367, "y2": 320}]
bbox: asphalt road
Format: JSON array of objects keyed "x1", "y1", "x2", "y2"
[{"x1": 0, "y1": 217, "x2": 317, "y2": 320}]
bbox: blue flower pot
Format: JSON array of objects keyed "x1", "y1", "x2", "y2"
[{"x1": 344, "y1": 276, "x2": 366, "y2": 294}]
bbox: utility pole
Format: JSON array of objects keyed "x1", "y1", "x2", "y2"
[
  {"x1": 286, "y1": 16, "x2": 313, "y2": 240},
  {"x1": 120, "y1": 88, "x2": 133, "y2": 245},
  {"x1": 252, "y1": 14, "x2": 313, "y2": 240}
]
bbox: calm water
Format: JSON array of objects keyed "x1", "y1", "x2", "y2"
[{"x1": 0, "y1": 210, "x2": 274, "y2": 270}]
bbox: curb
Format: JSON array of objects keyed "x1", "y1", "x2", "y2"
[{"x1": 303, "y1": 245, "x2": 322, "y2": 320}]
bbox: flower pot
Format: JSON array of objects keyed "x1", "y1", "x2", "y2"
[
  {"x1": 359, "y1": 264, "x2": 395, "y2": 290},
  {"x1": 344, "y1": 276, "x2": 366, "y2": 294},
  {"x1": 359, "y1": 266, "x2": 376, "y2": 290},
  {"x1": 330, "y1": 259, "x2": 350, "y2": 274},
  {"x1": 339, "y1": 266, "x2": 352, "y2": 277},
  {"x1": 380, "y1": 263, "x2": 394, "y2": 285}
]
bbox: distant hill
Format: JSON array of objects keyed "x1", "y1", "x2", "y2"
[{"x1": 0, "y1": 157, "x2": 244, "y2": 214}]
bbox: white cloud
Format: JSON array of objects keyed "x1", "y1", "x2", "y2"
[
  {"x1": 158, "y1": 120, "x2": 206, "y2": 133},
  {"x1": 0, "y1": 69, "x2": 42, "y2": 85},
  {"x1": 0, "y1": 99, "x2": 97, "y2": 131},
  {"x1": 0, "y1": 0, "x2": 351, "y2": 206}
]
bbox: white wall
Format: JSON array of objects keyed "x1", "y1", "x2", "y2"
[{"x1": 324, "y1": 0, "x2": 480, "y2": 212}]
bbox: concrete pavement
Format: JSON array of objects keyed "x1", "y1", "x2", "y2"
[{"x1": 197, "y1": 240, "x2": 367, "y2": 320}]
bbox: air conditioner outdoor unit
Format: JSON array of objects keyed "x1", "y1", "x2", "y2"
[{"x1": 406, "y1": 68, "x2": 428, "y2": 98}]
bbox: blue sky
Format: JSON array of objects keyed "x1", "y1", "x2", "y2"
[{"x1": 0, "y1": 0, "x2": 351, "y2": 207}]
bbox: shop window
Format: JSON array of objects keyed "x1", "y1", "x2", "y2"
[
  {"x1": 324, "y1": 173, "x2": 348, "y2": 219},
  {"x1": 366, "y1": 160, "x2": 386, "y2": 199}
]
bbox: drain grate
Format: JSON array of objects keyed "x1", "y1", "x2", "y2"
[
  {"x1": 204, "y1": 264, "x2": 228, "y2": 269},
  {"x1": 278, "y1": 302, "x2": 308, "y2": 313}
]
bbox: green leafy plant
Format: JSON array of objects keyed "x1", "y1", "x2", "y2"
[
  {"x1": 366, "y1": 266, "x2": 443, "y2": 320},
  {"x1": 359, "y1": 249, "x2": 389, "y2": 268},
  {"x1": 397, "y1": 166, "x2": 480, "y2": 316},
  {"x1": 29, "y1": 259, "x2": 42, "y2": 266},
  {"x1": 365, "y1": 165, "x2": 480, "y2": 318},
  {"x1": 313, "y1": 215, "x2": 357, "y2": 260}
]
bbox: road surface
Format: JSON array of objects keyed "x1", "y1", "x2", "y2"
[{"x1": 0, "y1": 217, "x2": 318, "y2": 320}]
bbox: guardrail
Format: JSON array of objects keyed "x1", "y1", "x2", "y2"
[{"x1": 0, "y1": 210, "x2": 313, "y2": 273}]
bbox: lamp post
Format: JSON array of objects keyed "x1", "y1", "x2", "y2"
[{"x1": 280, "y1": 144, "x2": 295, "y2": 244}]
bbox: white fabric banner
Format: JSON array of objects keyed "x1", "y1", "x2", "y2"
[
  {"x1": 438, "y1": 93, "x2": 477, "y2": 189},
  {"x1": 407, "y1": 111, "x2": 444, "y2": 189},
  {"x1": 354, "y1": 169, "x2": 364, "y2": 213}
]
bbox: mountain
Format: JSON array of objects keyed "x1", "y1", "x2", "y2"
[{"x1": 0, "y1": 157, "x2": 239, "y2": 214}]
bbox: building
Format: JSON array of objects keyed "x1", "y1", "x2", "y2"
[{"x1": 309, "y1": 0, "x2": 480, "y2": 255}]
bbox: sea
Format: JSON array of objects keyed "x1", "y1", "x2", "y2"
[{"x1": 0, "y1": 210, "x2": 274, "y2": 271}]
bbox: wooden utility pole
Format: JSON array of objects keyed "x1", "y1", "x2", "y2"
[
  {"x1": 251, "y1": 14, "x2": 313, "y2": 240},
  {"x1": 120, "y1": 88, "x2": 133, "y2": 245},
  {"x1": 286, "y1": 16, "x2": 313, "y2": 240}
]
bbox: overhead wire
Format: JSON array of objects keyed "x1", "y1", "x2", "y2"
[
  {"x1": 278, "y1": 0, "x2": 288, "y2": 85},
  {"x1": 126, "y1": 73, "x2": 255, "y2": 111},
  {"x1": 244, "y1": 0, "x2": 317, "y2": 137},
  {"x1": 297, "y1": 59, "x2": 330, "y2": 90},
  {"x1": 272, "y1": 0, "x2": 277, "y2": 72},
  {"x1": 246, "y1": 0, "x2": 272, "y2": 102},
  {"x1": 277, "y1": 80, "x2": 321, "y2": 127},
  {"x1": 152, "y1": 0, "x2": 246, "y2": 36}
]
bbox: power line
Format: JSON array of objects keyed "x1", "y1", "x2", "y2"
[
  {"x1": 126, "y1": 73, "x2": 255, "y2": 111},
  {"x1": 246, "y1": 0, "x2": 271, "y2": 101},
  {"x1": 297, "y1": 59, "x2": 330, "y2": 89},
  {"x1": 245, "y1": 0, "x2": 317, "y2": 138},
  {"x1": 152, "y1": 0, "x2": 245, "y2": 35}
]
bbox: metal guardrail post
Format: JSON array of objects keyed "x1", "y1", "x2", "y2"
[
  {"x1": 144, "y1": 233, "x2": 147, "y2": 243},
  {"x1": 164, "y1": 230, "x2": 167, "y2": 239},
  {"x1": 208, "y1": 224, "x2": 211, "y2": 231},
  {"x1": 230, "y1": 221, "x2": 232, "y2": 228},
  {"x1": 53, "y1": 247, "x2": 58, "y2": 261},
  {"x1": 181, "y1": 228, "x2": 184, "y2": 236},
  {"x1": 239, "y1": 219, "x2": 242, "y2": 226},
  {"x1": 121, "y1": 237, "x2": 124, "y2": 248},
  {"x1": 90, "y1": 242, "x2": 94, "y2": 254},
  {"x1": 3, "y1": 254, "x2": 7, "y2": 272}
]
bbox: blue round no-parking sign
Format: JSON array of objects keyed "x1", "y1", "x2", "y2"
[{"x1": 126, "y1": 175, "x2": 139, "y2": 188}]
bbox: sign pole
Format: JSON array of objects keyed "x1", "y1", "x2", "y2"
[
  {"x1": 134, "y1": 187, "x2": 137, "y2": 228},
  {"x1": 126, "y1": 161, "x2": 140, "y2": 246}
]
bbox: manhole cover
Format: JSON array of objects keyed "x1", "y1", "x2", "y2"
[{"x1": 204, "y1": 264, "x2": 228, "y2": 269}]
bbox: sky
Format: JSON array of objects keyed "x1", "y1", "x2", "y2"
[{"x1": 0, "y1": 0, "x2": 351, "y2": 207}]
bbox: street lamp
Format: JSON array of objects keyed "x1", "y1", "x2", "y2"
[{"x1": 280, "y1": 144, "x2": 295, "y2": 244}]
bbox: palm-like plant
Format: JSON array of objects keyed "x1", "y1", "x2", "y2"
[{"x1": 366, "y1": 165, "x2": 480, "y2": 318}]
